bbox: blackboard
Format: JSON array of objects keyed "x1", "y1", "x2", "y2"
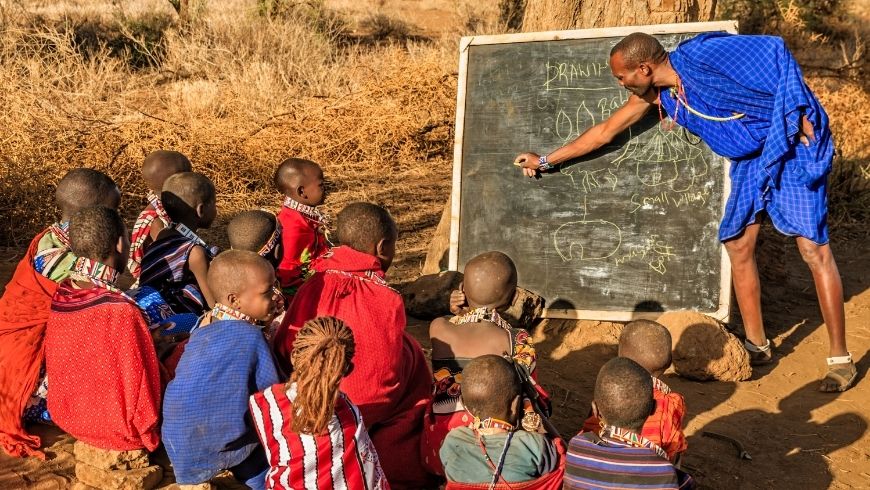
[{"x1": 449, "y1": 22, "x2": 737, "y2": 321}]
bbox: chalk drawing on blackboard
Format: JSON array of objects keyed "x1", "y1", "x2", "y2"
[
  {"x1": 612, "y1": 125, "x2": 710, "y2": 193},
  {"x1": 553, "y1": 195, "x2": 623, "y2": 262}
]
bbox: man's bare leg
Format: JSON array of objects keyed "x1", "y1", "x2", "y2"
[
  {"x1": 795, "y1": 238, "x2": 854, "y2": 391},
  {"x1": 724, "y1": 224, "x2": 766, "y2": 348}
]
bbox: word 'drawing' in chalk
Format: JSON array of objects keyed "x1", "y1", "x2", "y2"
[{"x1": 449, "y1": 22, "x2": 737, "y2": 321}]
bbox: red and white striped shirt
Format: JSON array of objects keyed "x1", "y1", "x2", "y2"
[{"x1": 249, "y1": 382, "x2": 390, "y2": 490}]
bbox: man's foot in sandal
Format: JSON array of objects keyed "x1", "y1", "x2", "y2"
[
  {"x1": 820, "y1": 353, "x2": 857, "y2": 392},
  {"x1": 744, "y1": 338, "x2": 773, "y2": 366}
]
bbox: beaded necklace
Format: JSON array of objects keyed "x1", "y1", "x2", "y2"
[
  {"x1": 652, "y1": 376, "x2": 671, "y2": 395},
  {"x1": 323, "y1": 268, "x2": 398, "y2": 293},
  {"x1": 601, "y1": 425, "x2": 668, "y2": 460},
  {"x1": 49, "y1": 221, "x2": 71, "y2": 248},
  {"x1": 258, "y1": 220, "x2": 282, "y2": 258},
  {"x1": 282, "y1": 196, "x2": 327, "y2": 224},
  {"x1": 175, "y1": 223, "x2": 219, "y2": 258},
  {"x1": 69, "y1": 257, "x2": 133, "y2": 302},
  {"x1": 211, "y1": 302, "x2": 256, "y2": 324},
  {"x1": 450, "y1": 307, "x2": 512, "y2": 332},
  {"x1": 147, "y1": 191, "x2": 172, "y2": 226}
]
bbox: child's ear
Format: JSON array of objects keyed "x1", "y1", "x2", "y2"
[
  {"x1": 375, "y1": 237, "x2": 388, "y2": 258},
  {"x1": 296, "y1": 185, "x2": 306, "y2": 199},
  {"x1": 591, "y1": 401, "x2": 601, "y2": 420},
  {"x1": 195, "y1": 203, "x2": 205, "y2": 219},
  {"x1": 227, "y1": 292, "x2": 240, "y2": 309},
  {"x1": 115, "y1": 236, "x2": 125, "y2": 255}
]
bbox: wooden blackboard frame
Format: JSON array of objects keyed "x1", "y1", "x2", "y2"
[{"x1": 449, "y1": 21, "x2": 738, "y2": 322}]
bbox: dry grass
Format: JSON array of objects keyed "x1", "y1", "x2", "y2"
[{"x1": 0, "y1": 0, "x2": 867, "y2": 283}]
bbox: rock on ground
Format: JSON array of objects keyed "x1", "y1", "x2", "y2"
[
  {"x1": 501, "y1": 287, "x2": 545, "y2": 330},
  {"x1": 73, "y1": 441, "x2": 149, "y2": 471},
  {"x1": 657, "y1": 311, "x2": 752, "y2": 382},
  {"x1": 401, "y1": 271, "x2": 463, "y2": 319},
  {"x1": 75, "y1": 463, "x2": 162, "y2": 490}
]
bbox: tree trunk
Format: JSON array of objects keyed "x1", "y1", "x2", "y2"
[{"x1": 521, "y1": 0, "x2": 717, "y2": 31}]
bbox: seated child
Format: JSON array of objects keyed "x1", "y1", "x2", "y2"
[
  {"x1": 581, "y1": 320, "x2": 687, "y2": 463},
  {"x1": 45, "y1": 206, "x2": 161, "y2": 452},
  {"x1": 162, "y1": 250, "x2": 281, "y2": 489},
  {"x1": 139, "y1": 171, "x2": 217, "y2": 315},
  {"x1": 566, "y1": 358, "x2": 695, "y2": 490},
  {"x1": 440, "y1": 355, "x2": 558, "y2": 485},
  {"x1": 128, "y1": 150, "x2": 192, "y2": 280},
  {"x1": 0, "y1": 168, "x2": 119, "y2": 458},
  {"x1": 273, "y1": 158, "x2": 329, "y2": 296},
  {"x1": 250, "y1": 316, "x2": 389, "y2": 490},
  {"x1": 424, "y1": 251, "x2": 547, "y2": 475},
  {"x1": 275, "y1": 202, "x2": 433, "y2": 489},
  {"x1": 227, "y1": 209, "x2": 283, "y2": 269}
]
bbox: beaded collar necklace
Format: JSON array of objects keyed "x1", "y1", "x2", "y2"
[
  {"x1": 283, "y1": 196, "x2": 326, "y2": 224},
  {"x1": 69, "y1": 257, "x2": 132, "y2": 302},
  {"x1": 147, "y1": 191, "x2": 172, "y2": 226},
  {"x1": 601, "y1": 425, "x2": 668, "y2": 460},
  {"x1": 258, "y1": 221, "x2": 282, "y2": 258},
  {"x1": 175, "y1": 223, "x2": 219, "y2": 257},
  {"x1": 49, "y1": 221, "x2": 71, "y2": 248},
  {"x1": 450, "y1": 307, "x2": 512, "y2": 332},
  {"x1": 211, "y1": 302, "x2": 256, "y2": 324}
]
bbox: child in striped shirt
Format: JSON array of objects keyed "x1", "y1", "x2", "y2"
[
  {"x1": 566, "y1": 358, "x2": 695, "y2": 490},
  {"x1": 249, "y1": 316, "x2": 389, "y2": 490}
]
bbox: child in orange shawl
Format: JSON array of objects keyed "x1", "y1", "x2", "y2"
[
  {"x1": 274, "y1": 203, "x2": 433, "y2": 489},
  {"x1": 0, "y1": 169, "x2": 120, "y2": 458},
  {"x1": 581, "y1": 320, "x2": 688, "y2": 463}
]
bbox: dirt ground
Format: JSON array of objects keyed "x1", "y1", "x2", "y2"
[{"x1": 1, "y1": 228, "x2": 868, "y2": 489}]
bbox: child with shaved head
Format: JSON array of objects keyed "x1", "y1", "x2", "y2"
[
  {"x1": 275, "y1": 202, "x2": 433, "y2": 489},
  {"x1": 228, "y1": 210, "x2": 283, "y2": 269},
  {"x1": 273, "y1": 158, "x2": 329, "y2": 296},
  {"x1": 423, "y1": 251, "x2": 548, "y2": 476},
  {"x1": 566, "y1": 358, "x2": 695, "y2": 489},
  {"x1": 163, "y1": 250, "x2": 281, "y2": 489},
  {"x1": 139, "y1": 171, "x2": 217, "y2": 316},
  {"x1": 581, "y1": 320, "x2": 687, "y2": 463},
  {"x1": 45, "y1": 206, "x2": 162, "y2": 455},
  {"x1": 441, "y1": 355, "x2": 558, "y2": 486},
  {"x1": 0, "y1": 168, "x2": 119, "y2": 458},
  {"x1": 128, "y1": 150, "x2": 192, "y2": 280}
]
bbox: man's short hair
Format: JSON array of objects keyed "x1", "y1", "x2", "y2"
[
  {"x1": 69, "y1": 206, "x2": 126, "y2": 261},
  {"x1": 594, "y1": 357, "x2": 654, "y2": 432},
  {"x1": 619, "y1": 320, "x2": 673, "y2": 374},
  {"x1": 336, "y1": 202, "x2": 397, "y2": 252},
  {"x1": 611, "y1": 32, "x2": 667, "y2": 68},
  {"x1": 161, "y1": 172, "x2": 215, "y2": 222},
  {"x1": 461, "y1": 355, "x2": 522, "y2": 420},
  {"x1": 227, "y1": 210, "x2": 278, "y2": 252},
  {"x1": 56, "y1": 168, "x2": 119, "y2": 217}
]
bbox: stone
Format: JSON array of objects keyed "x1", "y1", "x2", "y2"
[
  {"x1": 421, "y1": 197, "x2": 451, "y2": 275},
  {"x1": 501, "y1": 287, "x2": 546, "y2": 330},
  {"x1": 73, "y1": 441, "x2": 150, "y2": 471},
  {"x1": 75, "y1": 463, "x2": 163, "y2": 490},
  {"x1": 402, "y1": 271, "x2": 463, "y2": 319},
  {"x1": 656, "y1": 311, "x2": 752, "y2": 382}
]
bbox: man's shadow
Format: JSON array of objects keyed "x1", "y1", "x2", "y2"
[{"x1": 687, "y1": 350, "x2": 869, "y2": 489}]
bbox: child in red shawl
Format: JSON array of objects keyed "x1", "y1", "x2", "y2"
[
  {"x1": 128, "y1": 150, "x2": 192, "y2": 281},
  {"x1": 45, "y1": 206, "x2": 161, "y2": 453},
  {"x1": 273, "y1": 158, "x2": 329, "y2": 297},
  {"x1": 0, "y1": 169, "x2": 120, "y2": 459},
  {"x1": 581, "y1": 320, "x2": 687, "y2": 463},
  {"x1": 274, "y1": 203, "x2": 434, "y2": 489},
  {"x1": 424, "y1": 251, "x2": 549, "y2": 476}
]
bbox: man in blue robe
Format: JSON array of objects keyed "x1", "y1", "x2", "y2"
[{"x1": 515, "y1": 32, "x2": 855, "y2": 392}]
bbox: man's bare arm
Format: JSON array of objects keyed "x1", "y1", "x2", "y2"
[{"x1": 514, "y1": 92, "x2": 656, "y2": 177}]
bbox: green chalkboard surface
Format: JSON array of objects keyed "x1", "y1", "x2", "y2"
[{"x1": 449, "y1": 22, "x2": 737, "y2": 321}]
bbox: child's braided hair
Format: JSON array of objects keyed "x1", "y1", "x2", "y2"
[{"x1": 288, "y1": 316, "x2": 355, "y2": 435}]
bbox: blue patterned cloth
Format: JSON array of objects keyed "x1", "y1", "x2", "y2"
[
  {"x1": 162, "y1": 319, "x2": 279, "y2": 486},
  {"x1": 131, "y1": 286, "x2": 199, "y2": 335},
  {"x1": 660, "y1": 33, "x2": 833, "y2": 244}
]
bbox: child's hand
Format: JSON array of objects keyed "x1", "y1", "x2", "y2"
[{"x1": 449, "y1": 288, "x2": 467, "y2": 316}]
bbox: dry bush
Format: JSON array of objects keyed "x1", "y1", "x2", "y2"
[{"x1": 0, "y1": 1, "x2": 456, "y2": 279}]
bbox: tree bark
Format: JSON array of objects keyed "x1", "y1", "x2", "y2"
[{"x1": 521, "y1": 0, "x2": 717, "y2": 31}]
